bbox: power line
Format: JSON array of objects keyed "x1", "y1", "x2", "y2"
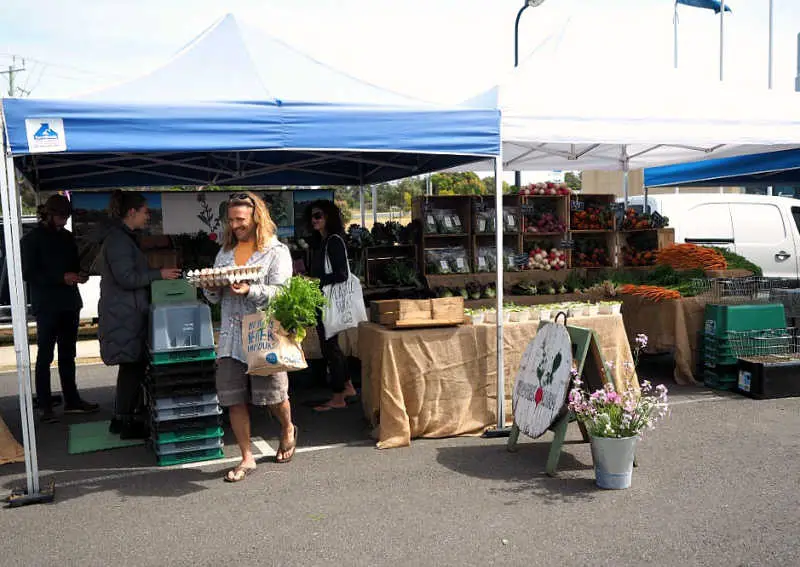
[{"x1": 0, "y1": 52, "x2": 122, "y2": 79}]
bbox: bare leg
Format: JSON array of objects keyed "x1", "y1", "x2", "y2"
[
  {"x1": 343, "y1": 380, "x2": 357, "y2": 397},
  {"x1": 228, "y1": 403, "x2": 256, "y2": 469},
  {"x1": 270, "y1": 399, "x2": 296, "y2": 462}
]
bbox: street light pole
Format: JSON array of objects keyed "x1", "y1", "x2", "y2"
[{"x1": 513, "y1": 0, "x2": 545, "y2": 191}]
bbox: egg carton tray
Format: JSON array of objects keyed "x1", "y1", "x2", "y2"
[{"x1": 185, "y1": 265, "x2": 265, "y2": 288}]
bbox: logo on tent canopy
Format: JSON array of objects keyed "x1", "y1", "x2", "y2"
[{"x1": 25, "y1": 117, "x2": 67, "y2": 154}]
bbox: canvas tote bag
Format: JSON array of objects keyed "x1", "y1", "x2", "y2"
[
  {"x1": 242, "y1": 311, "x2": 308, "y2": 375},
  {"x1": 321, "y1": 234, "x2": 367, "y2": 339}
]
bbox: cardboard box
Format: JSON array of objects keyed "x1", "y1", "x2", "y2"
[{"x1": 370, "y1": 297, "x2": 464, "y2": 329}]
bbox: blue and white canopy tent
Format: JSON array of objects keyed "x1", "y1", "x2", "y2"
[
  {"x1": 0, "y1": 14, "x2": 502, "y2": 504},
  {"x1": 644, "y1": 148, "x2": 800, "y2": 188}
]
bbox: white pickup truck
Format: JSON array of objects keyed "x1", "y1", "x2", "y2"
[{"x1": 624, "y1": 193, "x2": 800, "y2": 279}]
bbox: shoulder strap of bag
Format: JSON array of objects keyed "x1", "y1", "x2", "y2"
[{"x1": 323, "y1": 234, "x2": 351, "y2": 278}]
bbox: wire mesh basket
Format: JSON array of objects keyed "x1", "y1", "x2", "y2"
[
  {"x1": 727, "y1": 327, "x2": 800, "y2": 363},
  {"x1": 768, "y1": 287, "x2": 800, "y2": 318},
  {"x1": 690, "y1": 277, "x2": 796, "y2": 305}
]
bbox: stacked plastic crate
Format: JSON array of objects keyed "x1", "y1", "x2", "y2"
[
  {"x1": 146, "y1": 281, "x2": 224, "y2": 466},
  {"x1": 702, "y1": 303, "x2": 786, "y2": 390}
]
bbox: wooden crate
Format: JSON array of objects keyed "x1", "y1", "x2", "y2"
[{"x1": 370, "y1": 297, "x2": 465, "y2": 329}]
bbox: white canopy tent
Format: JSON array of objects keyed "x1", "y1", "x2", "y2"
[{"x1": 459, "y1": 18, "x2": 800, "y2": 200}]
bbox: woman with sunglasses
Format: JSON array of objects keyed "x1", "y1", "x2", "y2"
[
  {"x1": 304, "y1": 200, "x2": 357, "y2": 411},
  {"x1": 204, "y1": 192, "x2": 296, "y2": 482}
]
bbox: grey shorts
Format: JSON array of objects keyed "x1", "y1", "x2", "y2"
[{"x1": 216, "y1": 357, "x2": 289, "y2": 408}]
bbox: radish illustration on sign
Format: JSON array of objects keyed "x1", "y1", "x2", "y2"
[{"x1": 512, "y1": 322, "x2": 573, "y2": 439}]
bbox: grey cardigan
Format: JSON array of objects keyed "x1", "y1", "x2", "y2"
[{"x1": 204, "y1": 236, "x2": 293, "y2": 363}]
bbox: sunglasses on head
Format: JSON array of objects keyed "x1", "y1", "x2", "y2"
[
  {"x1": 228, "y1": 193, "x2": 255, "y2": 207},
  {"x1": 311, "y1": 211, "x2": 324, "y2": 220}
]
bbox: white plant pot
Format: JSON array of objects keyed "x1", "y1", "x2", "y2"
[
  {"x1": 484, "y1": 310, "x2": 497, "y2": 324},
  {"x1": 590, "y1": 435, "x2": 639, "y2": 490},
  {"x1": 598, "y1": 304, "x2": 612, "y2": 315},
  {"x1": 611, "y1": 303, "x2": 622, "y2": 315},
  {"x1": 528, "y1": 308, "x2": 540, "y2": 320},
  {"x1": 539, "y1": 309, "x2": 552, "y2": 320},
  {"x1": 470, "y1": 313, "x2": 485, "y2": 325},
  {"x1": 516, "y1": 310, "x2": 529, "y2": 322},
  {"x1": 587, "y1": 304, "x2": 600, "y2": 317},
  {"x1": 503, "y1": 311, "x2": 513, "y2": 323}
]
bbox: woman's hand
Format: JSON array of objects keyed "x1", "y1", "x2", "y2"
[
  {"x1": 230, "y1": 282, "x2": 250, "y2": 296},
  {"x1": 160, "y1": 268, "x2": 182, "y2": 280}
]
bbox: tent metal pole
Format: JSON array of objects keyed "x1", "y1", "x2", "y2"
[
  {"x1": 372, "y1": 185, "x2": 378, "y2": 224},
  {"x1": 719, "y1": 0, "x2": 726, "y2": 82},
  {"x1": 621, "y1": 145, "x2": 630, "y2": 208},
  {"x1": 0, "y1": 152, "x2": 40, "y2": 496},
  {"x1": 359, "y1": 164, "x2": 366, "y2": 227},
  {"x1": 359, "y1": 186, "x2": 365, "y2": 226},
  {"x1": 483, "y1": 152, "x2": 509, "y2": 438},
  {"x1": 673, "y1": 1, "x2": 679, "y2": 69}
]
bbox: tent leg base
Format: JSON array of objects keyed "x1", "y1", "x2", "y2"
[
  {"x1": 4, "y1": 481, "x2": 55, "y2": 508},
  {"x1": 482, "y1": 426, "x2": 512, "y2": 439}
]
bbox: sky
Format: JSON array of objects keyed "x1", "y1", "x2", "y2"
[{"x1": 2, "y1": 0, "x2": 800, "y2": 183}]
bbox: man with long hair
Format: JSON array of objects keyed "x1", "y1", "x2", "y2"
[
  {"x1": 21, "y1": 194, "x2": 99, "y2": 422},
  {"x1": 204, "y1": 192, "x2": 296, "y2": 482}
]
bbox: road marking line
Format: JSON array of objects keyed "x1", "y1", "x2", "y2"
[{"x1": 670, "y1": 396, "x2": 730, "y2": 406}]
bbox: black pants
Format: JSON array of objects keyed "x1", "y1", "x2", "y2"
[
  {"x1": 35, "y1": 310, "x2": 81, "y2": 409},
  {"x1": 115, "y1": 359, "x2": 146, "y2": 421},
  {"x1": 316, "y1": 316, "x2": 349, "y2": 394}
]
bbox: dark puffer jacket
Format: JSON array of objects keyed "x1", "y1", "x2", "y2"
[{"x1": 97, "y1": 222, "x2": 162, "y2": 365}]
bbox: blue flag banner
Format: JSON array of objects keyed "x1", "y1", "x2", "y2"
[{"x1": 676, "y1": 0, "x2": 732, "y2": 13}]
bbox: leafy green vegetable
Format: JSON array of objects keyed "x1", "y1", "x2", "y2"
[
  {"x1": 267, "y1": 276, "x2": 327, "y2": 342},
  {"x1": 711, "y1": 247, "x2": 763, "y2": 276}
]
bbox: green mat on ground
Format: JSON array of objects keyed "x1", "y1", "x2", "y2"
[{"x1": 68, "y1": 420, "x2": 144, "y2": 455}]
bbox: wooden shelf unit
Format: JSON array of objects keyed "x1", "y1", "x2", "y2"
[{"x1": 412, "y1": 194, "x2": 673, "y2": 276}]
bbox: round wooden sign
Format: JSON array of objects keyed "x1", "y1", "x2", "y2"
[{"x1": 512, "y1": 321, "x2": 573, "y2": 439}]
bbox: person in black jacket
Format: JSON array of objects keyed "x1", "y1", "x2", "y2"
[
  {"x1": 21, "y1": 194, "x2": 99, "y2": 423},
  {"x1": 304, "y1": 200, "x2": 357, "y2": 411}
]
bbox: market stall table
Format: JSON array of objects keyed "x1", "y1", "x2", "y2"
[
  {"x1": 359, "y1": 313, "x2": 638, "y2": 449},
  {"x1": 620, "y1": 295, "x2": 707, "y2": 385}
]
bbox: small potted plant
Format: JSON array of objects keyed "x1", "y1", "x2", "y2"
[
  {"x1": 567, "y1": 334, "x2": 668, "y2": 489},
  {"x1": 587, "y1": 302, "x2": 600, "y2": 317},
  {"x1": 484, "y1": 308, "x2": 497, "y2": 324},
  {"x1": 465, "y1": 308, "x2": 485, "y2": 325}
]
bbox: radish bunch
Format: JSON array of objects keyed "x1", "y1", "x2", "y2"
[
  {"x1": 528, "y1": 247, "x2": 567, "y2": 271},
  {"x1": 519, "y1": 182, "x2": 573, "y2": 196},
  {"x1": 526, "y1": 212, "x2": 566, "y2": 234}
]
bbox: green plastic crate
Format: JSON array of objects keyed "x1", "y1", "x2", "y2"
[
  {"x1": 156, "y1": 448, "x2": 224, "y2": 467},
  {"x1": 150, "y1": 348, "x2": 217, "y2": 366},
  {"x1": 151, "y1": 279, "x2": 195, "y2": 304},
  {"x1": 704, "y1": 366, "x2": 738, "y2": 391},
  {"x1": 153, "y1": 426, "x2": 224, "y2": 445},
  {"x1": 704, "y1": 303, "x2": 786, "y2": 338}
]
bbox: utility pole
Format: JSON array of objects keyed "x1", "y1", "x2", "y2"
[{"x1": 0, "y1": 55, "x2": 26, "y2": 96}]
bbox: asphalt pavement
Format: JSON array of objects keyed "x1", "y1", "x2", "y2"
[{"x1": 0, "y1": 361, "x2": 797, "y2": 567}]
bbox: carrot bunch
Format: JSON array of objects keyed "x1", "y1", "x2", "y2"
[
  {"x1": 619, "y1": 284, "x2": 681, "y2": 302},
  {"x1": 656, "y1": 244, "x2": 727, "y2": 271}
]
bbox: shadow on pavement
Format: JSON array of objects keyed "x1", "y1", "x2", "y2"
[
  {"x1": 0, "y1": 366, "x2": 375, "y2": 503},
  {"x1": 436, "y1": 439, "x2": 598, "y2": 505}
]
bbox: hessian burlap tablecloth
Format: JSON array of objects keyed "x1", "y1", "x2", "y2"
[
  {"x1": 620, "y1": 296, "x2": 707, "y2": 385},
  {"x1": 359, "y1": 313, "x2": 638, "y2": 449}
]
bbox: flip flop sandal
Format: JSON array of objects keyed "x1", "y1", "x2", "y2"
[
  {"x1": 276, "y1": 426, "x2": 299, "y2": 464},
  {"x1": 312, "y1": 402, "x2": 348, "y2": 412},
  {"x1": 224, "y1": 465, "x2": 256, "y2": 483}
]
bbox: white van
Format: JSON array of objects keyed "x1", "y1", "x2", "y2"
[{"x1": 624, "y1": 194, "x2": 800, "y2": 279}]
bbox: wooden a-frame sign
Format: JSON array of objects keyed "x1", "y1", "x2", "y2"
[{"x1": 507, "y1": 320, "x2": 634, "y2": 477}]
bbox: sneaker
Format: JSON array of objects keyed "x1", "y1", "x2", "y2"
[
  {"x1": 119, "y1": 421, "x2": 149, "y2": 440},
  {"x1": 108, "y1": 417, "x2": 123, "y2": 435},
  {"x1": 39, "y1": 408, "x2": 59, "y2": 424},
  {"x1": 63, "y1": 400, "x2": 100, "y2": 414}
]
